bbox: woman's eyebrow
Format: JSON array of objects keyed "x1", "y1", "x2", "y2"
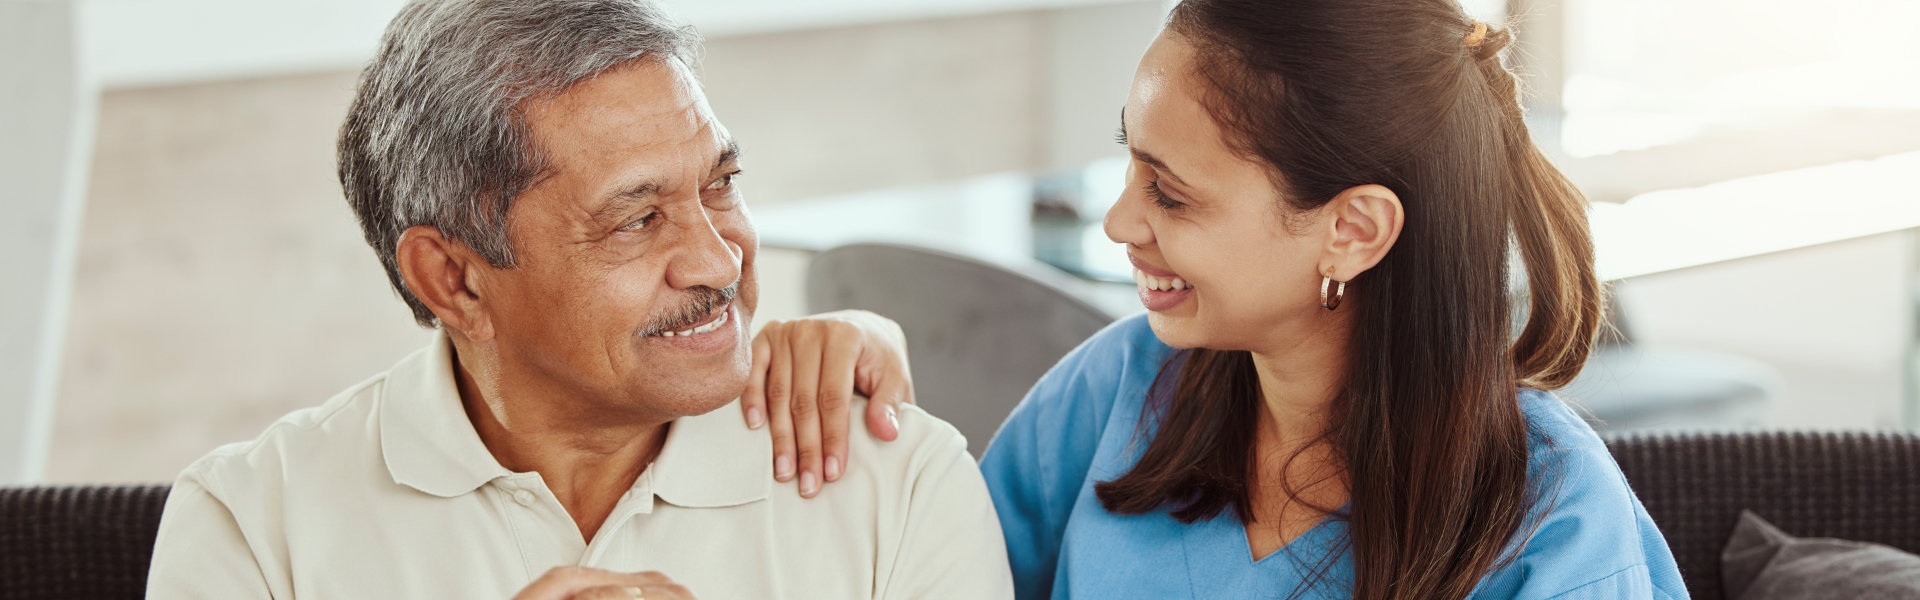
[{"x1": 1118, "y1": 106, "x2": 1193, "y2": 188}]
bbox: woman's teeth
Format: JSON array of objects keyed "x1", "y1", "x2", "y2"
[
  {"x1": 1132, "y1": 268, "x2": 1192, "y2": 291},
  {"x1": 659, "y1": 308, "x2": 729, "y2": 337}
]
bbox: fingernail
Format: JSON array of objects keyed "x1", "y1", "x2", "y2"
[
  {"x1": 826, "y1": 456, "x2": 841, "y2": 481},
  {"x1": 800, "y1": 471, "x2": 818, "y2": 496},
  {"x1": 747, "y1": 407, "x2": 764, "y2": 429},
  {"x1": 887, "y1": 406, "x2": 900, "y2": 432},
  {"x1": 775, "y1": 455, "x2": 794, "y2": 480}
]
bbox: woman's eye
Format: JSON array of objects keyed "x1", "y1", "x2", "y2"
[
  {"x1": 617, "y1": 211, "x2": 659, "y2": 232},
  {"x1": 1144, "y1": 181, "x2": 1184, "y2": 210}
]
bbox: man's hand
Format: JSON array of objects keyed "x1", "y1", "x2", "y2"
[
  {"x1": 512, "y1": 567, "x2": 695, "y2": 600},
  {"x1": 744, "y1": 309, "x2": 915, "y2": 498}
]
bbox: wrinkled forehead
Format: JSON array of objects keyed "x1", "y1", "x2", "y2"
[{"x1": 522, "y1": 56, "x2": 728, "y2": 185}]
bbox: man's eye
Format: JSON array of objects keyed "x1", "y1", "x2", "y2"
[
  {"x1": 705, "y1": 172, "x2": 739, "y2": 191},
  {"x1": 617, "y1": 211, "x2": 659, "y2": 232}
]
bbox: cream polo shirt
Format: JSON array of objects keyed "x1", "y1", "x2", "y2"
[{"x1": 145, "y1": 333, "x2": 1013, "y2": 599}]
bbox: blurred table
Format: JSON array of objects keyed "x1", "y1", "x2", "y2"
[{"x1": 754, "y1": 153, "x2": 1920, "y2": 426}]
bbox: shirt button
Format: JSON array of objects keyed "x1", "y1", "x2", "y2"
[{"x1": 513, "y1": 490, "x2": 536, "y2": 506}]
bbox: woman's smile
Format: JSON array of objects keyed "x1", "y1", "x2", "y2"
[{"x1": 1129, "y1": 253, "x2": 1193, "y2": 311}]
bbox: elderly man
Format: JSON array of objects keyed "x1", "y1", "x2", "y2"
[{"x1": 143, "y1": 0, "x2": 1013, "y2": 598}]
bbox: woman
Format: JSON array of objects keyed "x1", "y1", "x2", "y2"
[{"x1": 753, "y1": 0, "x2": 1686, "y2": 597}]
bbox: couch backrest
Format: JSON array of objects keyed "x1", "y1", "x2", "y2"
[
  {"x1": 1605, "y1": 431, "x2": 1920, "y2": 600},
  {"x1": 0, "y1": 485, "x2": 169, "y2": 600},
  {"x1": 5, "y1": 432, "x2": 1918, "y2": 599}
]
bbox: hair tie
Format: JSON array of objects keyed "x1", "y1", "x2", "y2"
[{"x1": 1464, "y1": 21, "x2": 1488, "y2": 48}]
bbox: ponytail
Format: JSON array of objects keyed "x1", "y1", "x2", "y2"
[{"x1": 1472, "y1": 25, "x2": 1605, "y2": 389}]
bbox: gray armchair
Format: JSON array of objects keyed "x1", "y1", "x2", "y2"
[{"x1": 805, "y1": 242, "x2": 1115, "y2": 457}]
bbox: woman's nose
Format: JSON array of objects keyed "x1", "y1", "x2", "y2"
[{"x1": 1104, "y1": 175, "x2": 1154, "y2": 247}]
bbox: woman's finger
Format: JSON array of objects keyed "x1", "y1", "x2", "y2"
[
  {"x1": 786, "y1": 322, "x2": 827, "y2": 498},
  {"x1": 862, "y1": 367, "x2": 910, "y2": 442},
  {"x1": 815, "y1": 323, "x2": 862, "y2": 482},
  {"x1": 742, "y1": 327, "x2": 773, "y2": 430},
  {"x1": 763, "y1": 326, "x2": 798, "y2": 483},
  {"x1": 850, "y1": 326, "x2": 912, "y2": 441}
]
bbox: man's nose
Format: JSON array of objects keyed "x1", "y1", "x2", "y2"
[{"x1": 665, "y1": 208, "x2": 743, "y2": 291}]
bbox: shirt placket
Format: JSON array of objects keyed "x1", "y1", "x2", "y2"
[
  {"x1": 581, "y1": 469, "x2": 658, "y2": 568},
  {"x1": 493, "y1": 473, "x2": 590, "y2": 578}
]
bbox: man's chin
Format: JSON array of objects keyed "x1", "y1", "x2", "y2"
[
  {"x1": 626, "y1": 321, "x2": 753, "y2": 418},
  {"x1": 622, "y1": 356, "x2": 751, "y2": 417},
  {"x1": 639, "y1": 380, "x2": 749, "y2": 421}
]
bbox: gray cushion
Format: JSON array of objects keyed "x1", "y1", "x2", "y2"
[
  {"x1": 1723, "y1": 510, "x2": 1920, "y2": 599},
  {"x1": 805, "y1": 243, "x2": 1117, "y2": 457}
]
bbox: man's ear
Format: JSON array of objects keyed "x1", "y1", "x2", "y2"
[
  {"x1": 395, "y1": 225, "x2": 495, "y2": 341},
  {"x1": 1319, "y1": 184, "x2": 1405, "y2": 282}
]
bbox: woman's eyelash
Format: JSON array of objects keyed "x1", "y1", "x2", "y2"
[
  {"x1": 1114, "y1": 127, "x2": 1128, "y2": 146},
  {"x1": 1144, "y1": 181, "x2": 1183, "y2": 210}
]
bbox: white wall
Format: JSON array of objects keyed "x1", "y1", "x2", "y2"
[
  {"x1": 39, "y1": 1, "x2": 1172, "y2": 484},
  {"x1": 79, "y1": 0, "x2": 1147, "y2": 89},
  {"x1": 1, "y1": 0, "x2": 97, "y2": 484}
]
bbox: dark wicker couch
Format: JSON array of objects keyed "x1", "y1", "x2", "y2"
[
  {"x1": 2, "y1": 432, "x2": 1916, "y2": 599},
  {"x1": 0, "y1": 485, "x2": 169, "y2": 600},
  {"x1": 1604, "y1": 430, "x2": 1920, "y2": 599}
]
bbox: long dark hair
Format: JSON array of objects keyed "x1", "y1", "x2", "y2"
[{"x1": 1093, "y1": 1, "x2": 1603, "y2": 599}]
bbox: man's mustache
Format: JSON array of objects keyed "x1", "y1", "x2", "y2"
[{"x1": 637, "y1": 283, "x2": 739, "y2": 337}]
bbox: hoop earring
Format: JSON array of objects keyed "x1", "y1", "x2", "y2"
[{"x1": 1320, "y1": 274, "x2": 1347, "y2": 311}]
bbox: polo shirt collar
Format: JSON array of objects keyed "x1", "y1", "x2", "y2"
[
  {"x1": 379, "y1": 331, "x2": 772, "y2": 507},
  {"x1": 379, "y1": 330, "x2": 511, "y2": 497}
]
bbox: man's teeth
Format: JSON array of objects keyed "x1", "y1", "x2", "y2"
[
  {"x1": 1132, "y1": 268, "x2": 1192, "y2": 291},
  {"x1": 659, "y1": 308, "x2": 729, "y2": 337}
]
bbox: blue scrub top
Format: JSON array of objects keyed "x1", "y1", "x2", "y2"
[{"x1": 980, "y1": 314, "x2": 1689, "y2": 600}]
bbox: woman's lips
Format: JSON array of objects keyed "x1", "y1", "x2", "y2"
[
  {"x1": 1137, "y1": 285, "x2": 1192, "y2": 312},
  {"x1": 1127, "y1": 254, "x2": 1192, "y2": 312},
  {"x1": 1131, "y1": 267, "x2": 1193, "y2": 312},
  {"x1": 1127, "y1": 253, "x2": 1179, "y2": 278}
]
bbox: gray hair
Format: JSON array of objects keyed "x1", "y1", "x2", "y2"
[{"x1": 338, "y1": 0, "x2": 701, "y2": 327}]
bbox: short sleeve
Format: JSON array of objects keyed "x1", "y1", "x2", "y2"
[
  {"x1": 146, "y1": 471, "x2": 275, "y2": 599},
  {"x1": 1471, "y1": 391, "x2": 1688, "y2": 600},
  {"x1": 978, "y1": 315, "x2": 1171, "y2": 600}
]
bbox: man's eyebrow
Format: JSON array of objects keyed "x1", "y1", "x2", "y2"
[
  {"x1": 589, "y1": 139, "x2": 739, "y2": 226},
  {"x1": 1118, "y1": 106, "x2": 1191, "y2": 188},
  {"x1": 592, "y1": 181, "x2": 659, "y2": 226},
  {"x1": 711, "y1": 139, "x2": 740, "y2": 175}
]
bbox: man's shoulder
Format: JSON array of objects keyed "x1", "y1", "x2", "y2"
[
  {"x1": 847, "y1": 399, "x2": 972, "y2": 478},
  {"x1": 803, "y1": 398, "x2": 985, "y2": 510},
  {"x1": 177, "y1": 370, "x2": 392, "y2": 496}
]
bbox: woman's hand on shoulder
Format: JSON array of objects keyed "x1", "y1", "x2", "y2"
[{"x1": 744, "y1": 309, "x2": 916, "y2": 498}]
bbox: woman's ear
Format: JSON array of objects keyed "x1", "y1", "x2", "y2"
[
  {"x1": 395, "y1": 225, "x2": 496, "y2": 341},
  {"x1": 1319, "y1": 184, "x2": 1405, "y2": 281}
]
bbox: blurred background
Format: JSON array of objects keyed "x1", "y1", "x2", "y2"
[{"x1": 3, "y1": 0, "x2": 1917, "y2": 485}]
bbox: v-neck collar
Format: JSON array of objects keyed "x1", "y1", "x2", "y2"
[{"x1": 1180, "y1": 507, "x2": 1353, "y2": 598}]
